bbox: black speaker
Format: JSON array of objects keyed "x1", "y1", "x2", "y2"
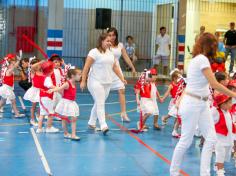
[{"x1": 95, "y1": 8, "x2": 112, "y2": 29}]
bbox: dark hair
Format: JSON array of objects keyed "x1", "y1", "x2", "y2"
[
  {"x1": 107, "y1": 27, "x2": 119, "y2": 46},
  {"x1": 215, "y1": 72, "x2": 227, "y2": 82},
  {"x1": 192, "y1": 32, "x2": 217, "y2": 58},
  {"x1": 31, "y1": 58, "x2": 40, "y2": 65},
  {"x1": 126, "y1": 35, "x2": 133, "y2": 41},
  {"x1": 49, "y1": 54, "x2": 62, "y2": 62},
  {"x1": 96, "y1": 33, "x2": 109, "y2": 53},
  {"x1": 19, "y1": 58, "x2": 29, "y2": 67},
  {"x1": 230, "y1": 22, "x2": 235, "y2": 26},
  {"x1": 160, "y1": 26, "x2": 166, "y2": 31},
  {"x1": 67, "y1": 68, "x2": 81, "y2": 79}
]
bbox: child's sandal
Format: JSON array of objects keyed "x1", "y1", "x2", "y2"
[
  {"x1": 64, "y1": 133, "x2": 72, "y2": 139},
  {"x1": 71, "y1": 136, "x2": 80, "y2": 141}
]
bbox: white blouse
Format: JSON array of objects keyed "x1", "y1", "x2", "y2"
[
  {"x1": 88, "y1": 48, "x2": 115, "y2": 84},
  {"x1": 110, "y1": 42, "x2": 124, "y2": 61}
]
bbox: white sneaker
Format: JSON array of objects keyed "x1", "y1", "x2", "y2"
[
  {"x1": 36, "y1": 128, "x2": 45, "y2": 133},
  {"x1": 30, "y1": 120, "x2": 38, "y2": 127},
  {"x1": 11, "y1": 109, "x2": 14, "y2": 114},
  {"x1": 46, "y1": 126, "x2": 59, "y2": 133},
  {"x1": 216, "y1": 169, "x2": 225, "y2": 176},
  {"x1": 14, "y1": 114, "x2": 25, "y2": 118}
]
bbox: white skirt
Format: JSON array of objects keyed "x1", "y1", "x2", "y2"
[
  {"x1": 39, "y1": 97, "x2": 54, "y2": 116},
  {"x1": 23, "y1": 86, "x2": 40, "y2": 103},
  {"x1": 110, "y1": 62, "x2": 125, "y2": 90},
  {"x1": 140, "y1": 97, "x2": 159, "y2": 115},
  {"x1": 55, "y1": 98, "x2": 79, "y2": 117},
  {"x1": 0, "y1": 84, "x2": 15, "y2": 100}
]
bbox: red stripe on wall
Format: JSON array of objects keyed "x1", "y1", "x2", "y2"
[
  {"x1": 178, "y1": 45, "x2": 185, "y2": 52},
  {"x1": 47, "y1": 41, "x2": 63, "y2": 47}
]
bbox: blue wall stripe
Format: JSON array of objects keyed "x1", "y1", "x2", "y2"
[
  {"x1": 47, "y1": 30, "x2": 63, "y2": 38},
  {"x1": 47, "y1": 50, "x2": 62, "y2": 57},
  {"x1": 178, "y1": 35, "x2": 185, "y2": 43}
]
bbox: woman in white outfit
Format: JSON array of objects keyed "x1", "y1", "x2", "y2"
[
  {"x1": 107, "y1": 27, "x2": 136, "y2": 122},
  {"x1": 80, "y1": 33, "x2": 126, "y2": 135},
  {"x1": 170, "y1": 33, "x2": 236, "y2": 176}
]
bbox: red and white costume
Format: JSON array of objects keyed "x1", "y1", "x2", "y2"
[
  {"x1": 23, "y1": 74, "x2": 41, "y2": 103},
  {"x1": 55, "y1": 81, "x2": 79, "y2": 117},
  {"x1": 0, "y1": 69, "x2": 15, "y2": 100},
  {"x1": 168, "y1": 82, "x2": 179, "y2": 118},
  {"x1": 135, "y1": 81, "x2": 159, "y2": 116},
  {"x1": 39, "y1": 75, "x2": 54, "y2": 116},
  {"x1": 51, "y1": 68, "x2": 64, "y2": 106},
  {"x1": 212, "y1": 94, "x2": 236, "y2": 164},
  {"x1": 168, "y1": 78, "x2": 186, "y2": 118}
]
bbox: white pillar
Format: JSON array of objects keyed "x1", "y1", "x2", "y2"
[{"x1": 47, "y1": 0, "x2": 64, "y2": 57}]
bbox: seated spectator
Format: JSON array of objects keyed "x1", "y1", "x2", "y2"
[{"x1": 125, "y1": 35, "x2": 137, "y2": 71}]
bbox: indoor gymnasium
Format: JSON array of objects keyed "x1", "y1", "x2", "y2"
[{"x1": 0, "y1": 0, "x2": 236, "y2": 176}]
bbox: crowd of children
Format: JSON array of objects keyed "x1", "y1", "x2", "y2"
[
  {"x1": 0, "y1": 51, "x2": 236, "y2": 174},
  {"x1": 0, "y1": 53, "x2": 82, "y2": 141}
]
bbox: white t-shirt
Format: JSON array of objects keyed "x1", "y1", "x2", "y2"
[
  {"x1": 111, "y1": 43, "x2": 124, "y2": 61},
  {"x1": 44, "y1": 77, "x2": 53, "y2": 88},
  {"x1": 185, "y1": 54, "x2": 210, "y2": 97},
  {"x1": 212, "y1": 107, "x2": 234, "y2": 146},
  {"x1": 156, "y1": 34, "x2": 171, "y2": 56},
  {"x1": 88, "y1": 48, "x2": 115, "y2": 84}
]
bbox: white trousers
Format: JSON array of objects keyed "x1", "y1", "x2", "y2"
[
  {"x1": 87, "y1": 77, "x2": 111, "y2": 130},
  {"x1": 170, "y1": 95, "x2": 217, "y2": 176}
]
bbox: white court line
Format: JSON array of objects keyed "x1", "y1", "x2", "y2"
[
  {"x1": 0, "y1": 132, "x2": 9, "y2": 134},
  {"x1": 18, "y1": 131, "x2": 29, "y2": 134},
  {"x1": 3, "y1": 128, "x2": 137, "y2": 135},
  {"x1": 30, "y1": 128, "x2": 53, "y2": 176},
  {"x1": 18, "y1": 96, "x2": 26, "y2": 110},
  {"x1": 16, "y1": 100, "x2": 136, "y2": 108}
]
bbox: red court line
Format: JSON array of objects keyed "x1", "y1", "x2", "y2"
[{"x1": 109, "y1": 116, "x2": 189, "y2": 176}]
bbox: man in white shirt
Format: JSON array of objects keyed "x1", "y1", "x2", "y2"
[{"x1": 153, "y1": 27, "x2": 171, "y2": 75}]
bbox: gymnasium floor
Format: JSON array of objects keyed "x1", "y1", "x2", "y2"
[{"x1": 0, "y1": 84, "x2": 235, "y2": 176}]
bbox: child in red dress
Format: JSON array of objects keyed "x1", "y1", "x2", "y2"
[
  {"x1": 134, "y1": 68, "x2": 162, "y2": 131},
  {"x1": 0, "y1": 54, "x2": 24, "y2": 118},
  {"x1": 49, "y1": 68, "x2": 81, "y2": 140},
  {"x1": 23, "y1": 58, "x2": 43, "y2": 126},
  {"x1": 161, "y1": 69, "x2": 184, "y2": 138}
]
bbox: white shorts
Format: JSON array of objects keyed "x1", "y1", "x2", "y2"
[
  {"x1": 39, "y1": 97, "x2": 54, "y2": 116},
  {"x1": 152, "y1": 55, "x2": 169, "y2": 66},
  {"x1": 168, "y1": 104, "x2": 178, "y2": 118},
  {"x1": 140, "y1": 98, "x2": 159, "y2": 115},
  {"x1": 215, "y1": 144, "x2": 232, "y2": 163},
  {"x1": 53, "y1": 92, "x2": 62, "y2": 107}
]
